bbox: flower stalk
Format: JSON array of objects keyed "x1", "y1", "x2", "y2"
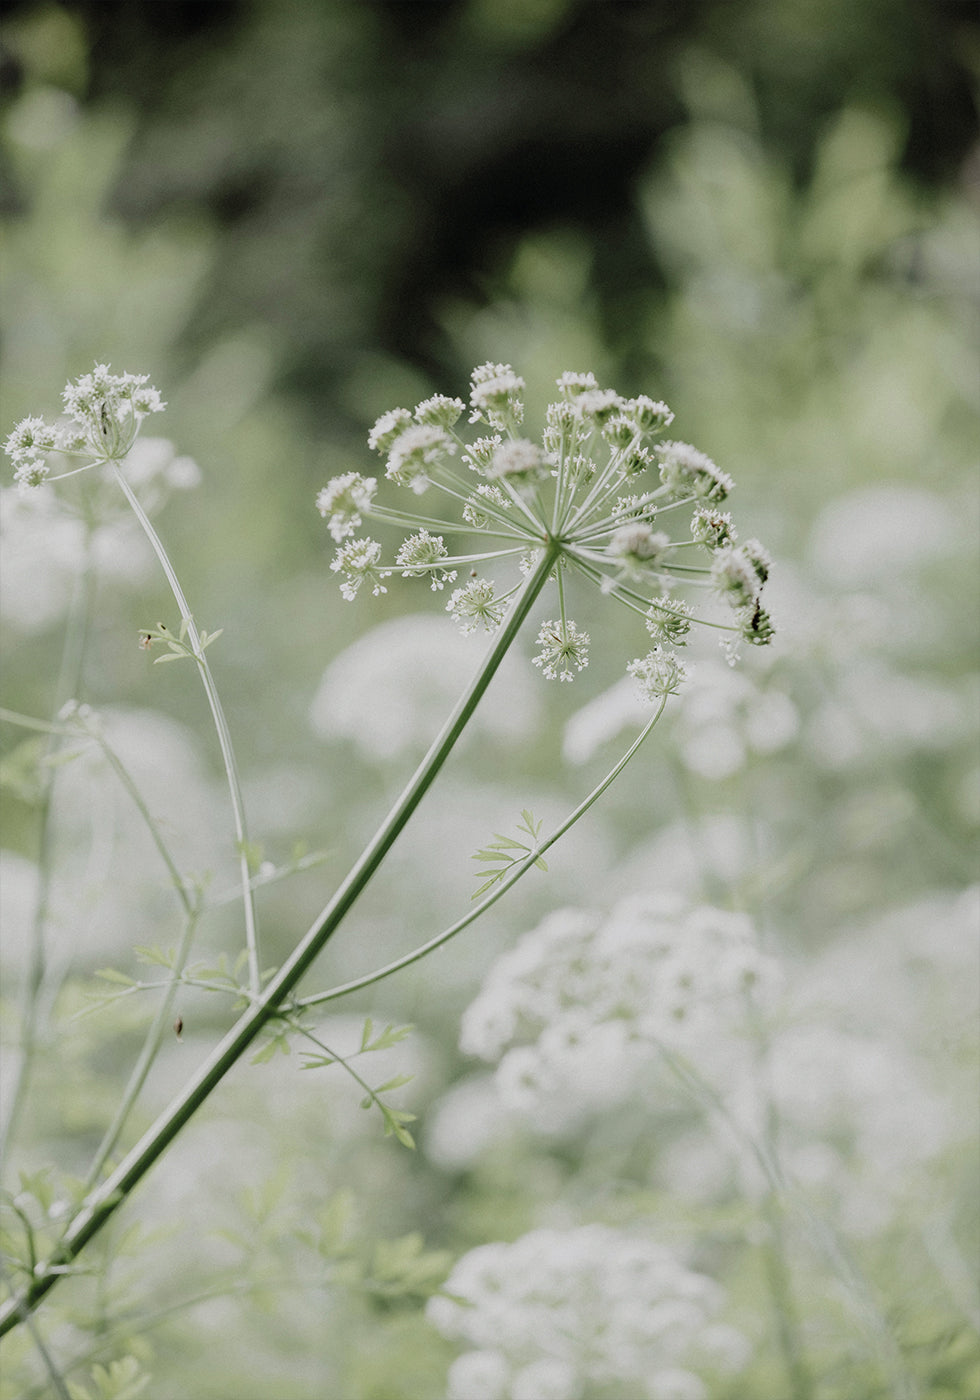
[{"x1": 0, "y1": 544, "x2": 559, "y2": 1336}]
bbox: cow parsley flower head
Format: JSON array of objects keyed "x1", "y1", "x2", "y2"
[
  {"x1": 4, "y1": 365, "x2": 166, "y2": 491},
  {"x1": 458, "y1": 893, "x2": 779, "y2": 1118},
  {"x1": 316, "y1": 472, "x2": 377, "y2": 542},
  {"x1": 316, "y1": 366, "x2": 773, "y2": 694},
  {"x1": 329, "y1": 537, "x2": 388, "y2": 600},
  {"x1": 395, "y1": 529, "x2": 457, "y2": 589},
  {"x1": 446, "y1": 577, "x2": 504, "y2": 634},
  {"x1": 469, "y1": 362, "x2": 526, "y2": 431},
  {"x1": 532, "y1": 620, "x2": 590, "y2": 681},
  {"x1": 428, "y1": 1223, "x2": 748, "y2": 1400}
]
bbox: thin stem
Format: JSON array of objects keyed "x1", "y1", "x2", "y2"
[
  {"x1": 368, "y1": 503, "x2": 530, "y2": 543},
  {"x1": 0, "y1": 544, "x2": 560, "y2": 1336},
  {"x1": 0, "y1": 545, "x2": 96, "y2": 1167},
  {"x1": 110, "y1": 463, "x2": 261, "y2": 998},
  {"x1": 297, "y1": 691, "x2": 669, "y2": 1009},
  {"x1": 82, "y1": 909, "x2": 200, "y2": 1191},
  {"x1": 0, "y1": 705, "x2": 203, "y2": 1185},
  {"x1": 0, "y1": 1259, "x2": 71, "y2": 1400}
]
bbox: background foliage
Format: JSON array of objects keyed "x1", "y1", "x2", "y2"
[{"x1": 1, "y1": 1, "x2": 977, "y2": 1397}]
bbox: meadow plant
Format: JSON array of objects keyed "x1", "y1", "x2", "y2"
[
  {"x1": 0, "y1": 363, "x2": 775, "y2": 1386},
  {"x1": 427, "y1": 1224, "x2": 750, "y2": 1400}
]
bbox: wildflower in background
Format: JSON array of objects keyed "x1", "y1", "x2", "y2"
[
  {"x1": 458, "y1": 894, "x2": 779, "y2": 1118},
  {"x1": 315, "y1": 364, "x2": 774, "y2": 693},
  {"x1": 4, "y1": 364, "x2": 165, "y2": 490},
  {"x1": 428, "y1": 1223, "x2": 749, "y2": 1400}
]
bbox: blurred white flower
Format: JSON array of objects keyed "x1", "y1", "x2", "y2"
[
  {"x1": 429, "y1": 1224, "x2": 745, "y2": 1398},
  {"x1": 808, "y1": 485, "x2": 956, "y2": 587},
  {"x1": 0, "y1": 437, "x2": 200, "y2": 633},
  {"x1": 309, "y1": 613, "x2": 541, "y2": 759},
  {"x1": 805, "y1": 658, "x2": 967, "y2": 768},
  {"x1": 458, "y1": 895, "x2": 779, "y2": 1123},
  {"x1": 765, "y1": 1021, "x2": 956, "y2": 1234},
  {"x1": 423, "y1": 1073, "x2": 517, "y2": 1172},
  {"x1": 563, "y1": 659, "x2": 797, "y2": 778},
  {"x1": 446, "y1": 1350, "x2": 511, "y2": 1400}
]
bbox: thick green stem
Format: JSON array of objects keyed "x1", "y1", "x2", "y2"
[{"x1": 0, "y1": 543, "x2": 559, "y2": 1336}]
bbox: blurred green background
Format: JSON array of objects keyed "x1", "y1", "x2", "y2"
[{"x1": 1, "y1": 2, "x2": 977, "y2": 1397}]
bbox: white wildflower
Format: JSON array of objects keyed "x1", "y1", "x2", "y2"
[
  {"x1": 385, "y1": 423, "x2": 455, "y2": 492},
  {"x1": 470, "y1": 363, "x2": 525, "y2": 430},
  {"x1": 316, "y1": 472, "x2": 377, "y2": 542},
  {"x1": 428, "y1": 1225, "x2": 746, "y2": 1397},
  {"x1": 627, "y1": 648, "x2": 686, "y2": 701},
  {"x1": 531, "y1": 619, "x2": 590, "y2": 681},
  {"x1": 658, "y1": 441, "x2": 733, "y2": 502},
  {"x1": 330, "y1": 537, "x2": 388, "y2": 600},
  {"x1": 395, "y1": 529, "x2": 457, "y2": 589},
  {"x1": 446, "y1": 577, "x2": 505, "y2": 635}
]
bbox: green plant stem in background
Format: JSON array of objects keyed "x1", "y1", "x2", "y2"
[
  {"x1": 0, "y1": 543, "x2": 560, "y2": 1336},
  {"x1": 0, "y1": 706, "x2": 205, "y2": 1190},
  {"x1": 110, "y1": 462, "x2": 262, "y2": 998},
  {"x1": 0, "y1": 547, "x2": 96, "y2": 1166}
]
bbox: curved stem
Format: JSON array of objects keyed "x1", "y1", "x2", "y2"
[
  {"x1": 110, "y1": 464, "x2": 261, "y2": 998},
  {"x1": 0, "y1": 544, "x2": 559, "y2": 1336},
  {"x1": 297, "y1": 691, "x2": 669, "y2": 1009}
]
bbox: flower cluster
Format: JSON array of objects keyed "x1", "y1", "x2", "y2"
[
  {"x1": 4, "y1": 365, "x2": 166, "y2": 489},
  {"x1": 458, "y1": 894, "x2": 779, "y2": 1116},
  {"x1": 316, "y1": 365, "x2": 773, "y2": 697},
  {"x1": 427, "y1": 1224, "x2": 749, "y2": 1400}
]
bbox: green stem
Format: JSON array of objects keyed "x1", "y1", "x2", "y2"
[
  {"x1": 110, "y1": 463, "x2": 261, "y2": 998},
  {"x1": 0, "y1": 543, "x2": 559, "y2": 1336},
  {"x1": 81, "y1": 910, "x2": 200, "y2": 1192},
  {"x1": 0, "y1": 547, "x2": 96, "y2": 1167},
  {"x1": 297, "y1": 690, "x2": 669, "y2": 1009}
]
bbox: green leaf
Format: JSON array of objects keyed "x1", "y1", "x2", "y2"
[
  {"x1": 372, "y1": 1073, "x2": 414, "y2": 1094},
  {"x1": 68, "y1": 1356, "x2": 150, "y2": 1400},
  {"x1": 362, "y1": 1022, "x2": 413, "y2": 1053},
  {"x1": 250, "y1": 1031, "x2": 291, "y2": 1064},
  {"x1": 381, "y1": 1108, "x2": 417, "y2": 1149},
  {"x1": 0, "y1": 735, "x2": 46, "y2": 803},
  {"x1": 94, "y1": 967, "x2": 138, "y2": 986},
  {"x1": 133, "y1": 944, "x2": 175, "y2": 969}
]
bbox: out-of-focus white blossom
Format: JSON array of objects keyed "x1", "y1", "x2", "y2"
[
  {"x1": 428, "y1": 1224, "x2": 747, "y2": 1400},
  {"x1": 309, "y1": 614, "x2": 541, "y2": 759},
  {"x1": 458, "y1": 895, "x2": 779, "y2": 1121}
]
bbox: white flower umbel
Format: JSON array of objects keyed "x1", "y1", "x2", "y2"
[
  {"x1": 446, "y1": 577, "x2": 504, "y2": 635},
  {"x1": 5, "y1": 364, "x2": 166, "y2": 490},
  {"x1": 316, "y1": 472, "x2": 377, "y2": 542},
  {"x1": 395, "y1": 529, "x2": 458, "y2": 589},
  {"x1": 316, "y1": 364, "x2": 774, "y2": 691},
  {"x1": 532, "y1": 619, "x2": 590, "y2": 681},
  {"x1": 330, "y1": 537, "x2": 388, "y2": 600},
  {"x1": 459, "y1": 894, "x2": 779, "y2": 1119},
  {"x1": 428, "y1": 1224, "x2": 748, "y2": 1400}
]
